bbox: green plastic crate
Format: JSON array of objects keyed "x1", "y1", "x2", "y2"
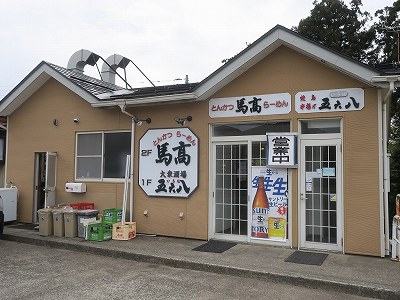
[
  {"x1": 102, "y1": 208, "x2": 123, "y2": 224},
  {"x1": 87, "y1": 222, "x2": 112, "y2": 241}
]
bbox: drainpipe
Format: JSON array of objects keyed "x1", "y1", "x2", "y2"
[
  {"x1": 2, "y1": 117, "x2": 8, "y2": 188},
  {"x1": 383, "y1": 80, "x2": 395, "y2": 256},
  {"x1": 119, "y1": 104, "x2": 135, "y2": 223}
]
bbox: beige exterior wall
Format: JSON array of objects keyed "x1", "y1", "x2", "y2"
[
  {"x1": 205, "y1": 46, "x2": 380, "y2": 256},
  {"x1": 7, "y1": 79, "x2": 131, "y2": 223},
  {"x1": 7, "y1": 46, "x2": 382, "y2": 255}
]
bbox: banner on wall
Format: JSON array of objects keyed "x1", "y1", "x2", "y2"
[
  {"x1": 295, "y1": 88, "x2": 364, "y2": 113},
  {"x1": 209, "y1": 93, "x2": 291, "y2": 118},
  {"x1": 251, "y1": 166, "x2": 288, "y2": 241},
  {"x1": 139, "y1": 128, "x2": 199, "y2": 198}
]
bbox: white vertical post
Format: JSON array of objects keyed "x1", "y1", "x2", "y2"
[{"x1": 122, "y1": 155, "x2": 131, "y2": 226}]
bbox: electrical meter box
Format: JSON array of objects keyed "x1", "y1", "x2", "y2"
[{"x1": 65, "y1": 183, "x2": 86, "y2": 193}]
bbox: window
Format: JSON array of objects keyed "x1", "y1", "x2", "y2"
[
  {"x1": 213, "y1": 122, "x2": 290, "y2": 137},
  {"x1": 76, "y1": 132, "x2": 131, "y2": 180},
  {"x1": 300, "y1": 119, "x2": 341, "y2": 134}
]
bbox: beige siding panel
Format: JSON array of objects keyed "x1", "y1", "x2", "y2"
[
  {"x1": 342, "y1": 89, "x2": 380, "y2": 256},
  {"x1": 129, "y1": 101, "x2": 209, "y2": 239},
  {"x1": 8, "y1": 79, "x2": 129, "y2": 222},
  {"x1": 7, "y1": 46, "x2": 382, "y2": 255},
  {"x1": 206, "y1": 46, "x2": 381, "y2": 254}
]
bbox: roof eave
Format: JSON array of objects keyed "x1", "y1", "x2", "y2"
[
  {"x1": 0, "y1": 62, "x2": 99, "y2": 116},
  {"x1": 194, "y1": 26, "x2": 380, "y2": 101},
  {"x1": 91, "y1": 92, "x2": 198, "y2": 108},
  {"x1": 371, "y1": 75, "x2": 400, "y2": 88}
]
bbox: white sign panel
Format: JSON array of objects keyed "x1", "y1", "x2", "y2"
[
  {"x1": 295, "y1": 88, "x2": 364, "y2": 113},
  {"x1": 209, "y1": 93, "x2": 291, "y2": 118},
  {"x1": 266, "y1": 133, "x2": 297, "y2": 168},
  {"x1": 139, "y1": 128, "x2": 199, "y2": 198}
]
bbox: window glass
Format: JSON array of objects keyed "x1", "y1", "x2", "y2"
[
  {"x1": 251, "y1": 141, "x2": 267, "y2": 166},
  {"x1": 104, "y1": 132, "x2": 131, "y2": 178},
  {"x1": 77, "y1": 133, "x2": 102, "y2": 155},
  {"x1": 76, "y1": 157, "x2": 102, "y2": 179},
  {"x1": 76, "y1": 132, "x2": 131, "y2": 180},
  {"x1": 301, "y1": 119, "x2": 341, "y2": 134},
  {"x1": 213, "y1": 122, "x2": 290, "y2": 137}
]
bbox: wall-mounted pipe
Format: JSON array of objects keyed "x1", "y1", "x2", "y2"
[
  {"x1": 382, "y1": 80, "x2": 395, "y2": 256},
  {"x1": 119, "y1": 104, "x2": 135, "y2": 223}
]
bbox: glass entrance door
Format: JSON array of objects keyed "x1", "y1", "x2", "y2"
[
  {"x1": 214, "y1": 143, "x2": 248, "y2": 240},
  {"x1": 300, "y1": 139, "x2": 342, "y2": 251}
]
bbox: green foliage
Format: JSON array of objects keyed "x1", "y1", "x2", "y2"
[
  {"x1": 374, "y1": 1, "x2": 400, "y2": 64},
  {"x1": 295, "y1": 1, "x2": 400, "y2": 223},
  {"x1": 293, "y1": 0, "x2": 375, "y2": 63},
  {"x1": 377, "y1": 2, "x2": 400, "y2": 222}
]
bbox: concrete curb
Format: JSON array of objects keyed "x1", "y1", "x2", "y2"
[{"x1": 3, "y1": 233, "x2": 399, "y2": 300}]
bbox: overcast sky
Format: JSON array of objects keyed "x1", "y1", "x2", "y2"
[{"x1": 0, "y1": 0, "x2": 395, "y2": 99}]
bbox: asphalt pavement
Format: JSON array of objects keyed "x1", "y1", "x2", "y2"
[{"x1": 2, "y1": 225, "x2": 400, "y2": 299}]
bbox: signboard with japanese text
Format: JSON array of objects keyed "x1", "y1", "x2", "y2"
[
  {"x1": 251, "y1": 166, "x2": 288, "y2": 241},
  {"x1": 295, "y1": 88, "x2": 364, "y2": 113},
  {"x1": 209, "y1": 93, "x2": 291, "y2": 118},
  {"x1": 139, "y1": 128, "x2": 199, "y2": 198},
  {"x1": 266, "y1": 133, "x2": 297, "y2": 168}
]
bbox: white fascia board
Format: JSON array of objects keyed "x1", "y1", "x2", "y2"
[
  {"x1": 278, "y1": 30, "x2": 379, "y2": 85},
  {"x1": 371, "y1": 75, "x2": 400, "y2": 88},
  {"x1": 0, "y1": 64, "x2": 99, "y2": 116},
  {"x1": 0, "y1": 71, "x2": 51, "y2": 116},
  {"x1": 91, "y1": 93, "x2": 197, "y2": 108},
  {"x1": 194, "y1": 27, "x2": 380, "y2": 101},
  {"x1": 195, "y1": 30, "x2": 282, "y2": 101}
]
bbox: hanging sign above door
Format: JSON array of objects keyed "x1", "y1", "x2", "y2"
[{"x1": 266, "y1": 133, "x2": 297, "y2": 168}]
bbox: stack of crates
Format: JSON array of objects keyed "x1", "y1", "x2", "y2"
[
  {"x1": 86, "y1": 222, "x2": 112, "y2": 241},
  {"x1": 87, "y1": 208, "x2": 122, "y2": 242},
  {"x1": 102, "y1": 208, "x2": 123, "y2": 224},
  {"x1": 70, "y1": 202, "x2": 94, "y2": 210}
]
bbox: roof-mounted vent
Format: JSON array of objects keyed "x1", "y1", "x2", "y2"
[
  {"x1": 67, "y1": 49, "x2": 100, "y2": 73},
  {"x1": 101, "y1": 54, "x2": 131, "y2": 85}
]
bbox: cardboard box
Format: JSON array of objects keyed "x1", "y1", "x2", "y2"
[{"x1": 112, "y1": 222, "x2": 136, "y2": 241}]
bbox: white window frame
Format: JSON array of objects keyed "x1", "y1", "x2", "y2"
[{"x1": 75, "y1": 131, "x2": 131, "y2": 182}]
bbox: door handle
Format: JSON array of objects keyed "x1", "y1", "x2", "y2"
[{"x1": 300, "y1": 193, "x2": 307, "y2": 201}]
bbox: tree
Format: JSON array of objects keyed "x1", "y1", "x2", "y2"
[
  {"x1": 374, "y1": 1, "x2": 400, "y2": 223},
  {"x1": 292, "y1": 0, "x2": 375, "y2": 63},
  {"x1": 294, "y1": 0, "x2": 400, "y2": 228},
  {"x1": 374, "y1": 0, "x2": 400, "y2": 64}
]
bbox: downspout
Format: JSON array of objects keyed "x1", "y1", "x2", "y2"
[
  {"x1": 119, "y1": 104, "x2": 135, "y2": 223},
  {"x1": 3, "y1": 116, "x2": 8, "y2": 188},
  {"x1": 383, "y1": 80, "x2": 395, "y2": 256}
]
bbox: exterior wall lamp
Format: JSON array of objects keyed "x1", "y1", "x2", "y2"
[
  {"x1": 175, "y1": 115, "x2": 192, "y2": 126},
  {"x1": 133, "y1": 117, "x2": 151, "y2": 126}
]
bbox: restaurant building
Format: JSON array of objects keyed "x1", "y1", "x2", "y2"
[{"x1": 1, "y1": 25, "x2": 399, "y2": 257}]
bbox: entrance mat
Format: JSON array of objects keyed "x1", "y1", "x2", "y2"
[
  {"x1": 284, "y1": 251, "x2": 328, "y2": 266},
  {"x1": 7, "y1": 223, "x2": 38, "y2": 230},
  {"x1": 192, "y1": 240, "x2": 237, "y2": 253}
]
